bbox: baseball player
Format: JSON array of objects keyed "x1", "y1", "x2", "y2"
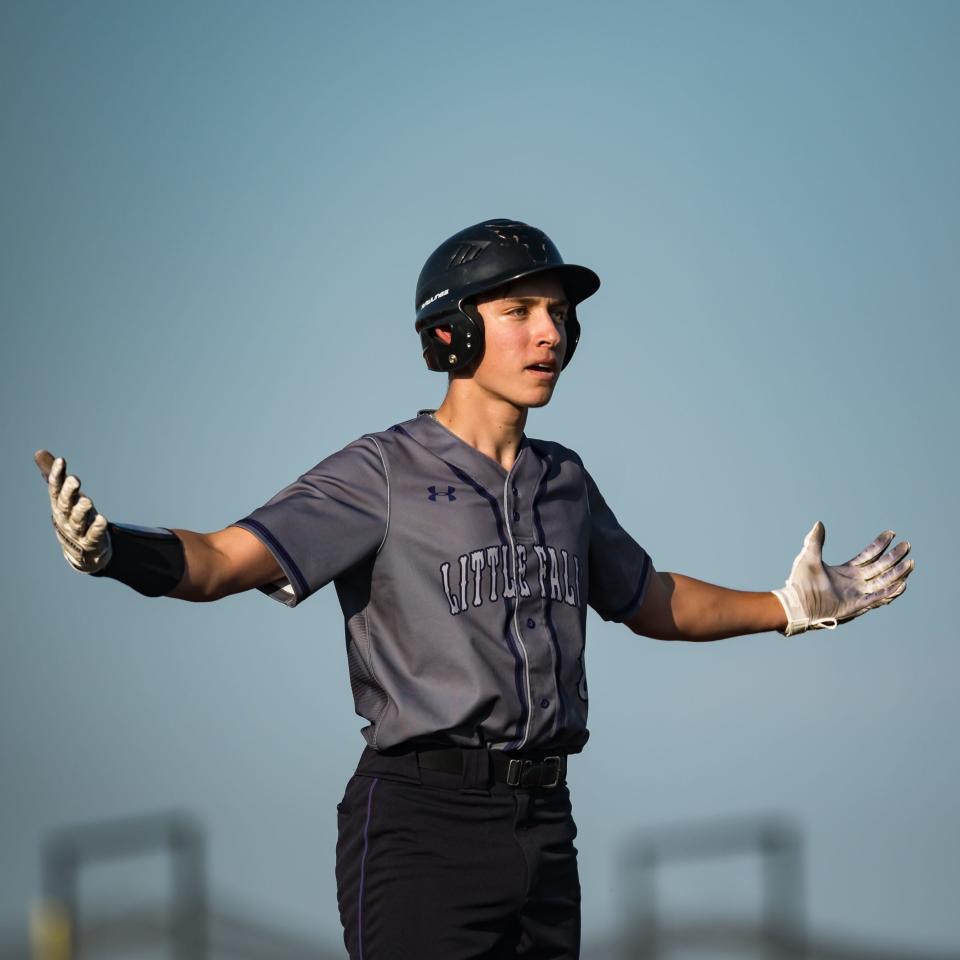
[{"x1": 35, "y1": 219, "x2": 914, "y2": 959}]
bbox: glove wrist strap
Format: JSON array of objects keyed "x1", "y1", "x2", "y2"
[
  {"x1": 772, "y1": 584, "x2": 810, "y2": 637},
  {"x1": 772, "y1": 584, "x2": 840, "y2": 637}
]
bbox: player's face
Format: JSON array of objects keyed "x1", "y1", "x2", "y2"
[{"x1": 471, "y1": 274, "x2": 569, "y2": 410}]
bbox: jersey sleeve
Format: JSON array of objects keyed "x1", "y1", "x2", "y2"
[
  {"x1": 584, "y1": 467, "x2": 653, "y2": 623},
  {"x1": 232, "y1": 436, "x2": 388, "y2": 608}
]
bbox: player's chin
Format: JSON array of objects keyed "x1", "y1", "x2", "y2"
[{"x1": 523, "y1": 384, "x2": 558, "y2": 408}]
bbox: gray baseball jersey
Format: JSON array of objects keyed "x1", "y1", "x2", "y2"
[{"x1": 233, "y1": 411, "x2": 652, "y2": 754}]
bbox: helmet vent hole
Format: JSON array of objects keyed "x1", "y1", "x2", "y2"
[{"x1": 447, "y1": 242, "x2": 489, "y2": 269}]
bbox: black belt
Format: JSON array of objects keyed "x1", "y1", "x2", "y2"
[{"x1": 417, "y1": 748, "x2": 568, "y2": 789}]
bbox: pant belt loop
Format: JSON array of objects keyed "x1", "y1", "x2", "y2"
[{"x1": 460, "y1": 748, "x2": 493, "y2": 793}]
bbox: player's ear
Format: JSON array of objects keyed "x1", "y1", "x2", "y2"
[{"x1": 433, "y1": 326, "x2": 453, "y2": 346}]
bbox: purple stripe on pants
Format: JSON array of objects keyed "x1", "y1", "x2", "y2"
[{"x1": 358, "y1": 777, "x2": 379, "y2": 960}]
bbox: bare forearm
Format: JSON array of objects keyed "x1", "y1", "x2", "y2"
[
  {"x1": 628, "y1": 570, "x2": 787, "y2": 641},
  {"x1": 660, "y1": 573, "x2": 786, "y2": 641},
  {"x1": 166, "y1": 529, "x2": 225, "y2": 602},
  {"x1": 166, "y1": 525, "x2": 283, "y2": 601}
]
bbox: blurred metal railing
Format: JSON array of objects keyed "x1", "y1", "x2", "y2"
[
  {"x1": 35, "y1": 811, "x2": 206, "y2": 960},
  {"x1": 619, "y1": 811, "x2": 806, "y2": 959}
]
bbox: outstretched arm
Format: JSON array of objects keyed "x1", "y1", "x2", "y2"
[
  {"x1": 34, "y1": 450, "x2": 282, "y2": 602},
  {"x1": 626, "y1": 522, "x2": 914, "y2": 642}
]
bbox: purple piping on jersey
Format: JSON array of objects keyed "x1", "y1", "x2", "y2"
[
  {"x1": 234, "y1": 517, "x2": 309, "y2": 600},
  {"x1": 606, "y1": 552, "x2": 653, "y2": 621},
  {"x1": 530, "y1": 450, "x2": 568, "y2": 738},
  {"x1": 391, "y1": 422, "x2": 529, "y2": 749},
  {"x1": 358, "y1": 777, "x2": 379, "y2": 960}
]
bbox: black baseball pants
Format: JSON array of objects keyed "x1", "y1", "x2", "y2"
[{"x1": 335, "y1": 747, "x2": 581, "y2": 959}]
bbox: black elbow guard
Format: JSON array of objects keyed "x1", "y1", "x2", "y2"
[{"x1": 90, "y1": 523, "x2": 186, "y2": 597}]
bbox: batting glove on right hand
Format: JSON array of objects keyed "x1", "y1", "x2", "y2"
[
  {"x1": 773, "y1": 521, "x2": 914, "y2": 636},
  {"x1": 35, "y1": 450, "x2": 113, "y2": 574}
]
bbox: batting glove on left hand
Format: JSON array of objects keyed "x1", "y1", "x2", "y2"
[{"x1": 773, "y1": 521, "x2": 914, "y2": 636}]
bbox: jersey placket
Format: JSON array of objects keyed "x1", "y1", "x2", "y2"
[{"x1": 504, "y1": 453, "x2": 559, "y2": 750}]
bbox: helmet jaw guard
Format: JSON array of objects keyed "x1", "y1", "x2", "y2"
[{"x1": 415, "y1": 220, "x2": 599, "y2": 373}]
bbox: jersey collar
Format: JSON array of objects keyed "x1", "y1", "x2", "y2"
[{"x1": 405, "y1": 410, "x2": 531, "y2": 482}]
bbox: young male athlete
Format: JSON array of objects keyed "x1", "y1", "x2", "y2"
[{"x1": 35, "y1": 219, "x2": 914, "y2": 959}]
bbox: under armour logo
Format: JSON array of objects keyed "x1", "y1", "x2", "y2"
[{"x1": 427, "y1": 485, "x2": 457, "y2": 502}]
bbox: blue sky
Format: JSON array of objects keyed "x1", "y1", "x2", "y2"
[{"x1": 2, "y1": 1, "x2": 958, "y2": 953}]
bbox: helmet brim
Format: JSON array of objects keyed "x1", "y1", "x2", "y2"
[
  {"x1": 416, "y1": 263, "x2": 600, "y2": 333},
  {"x1": 460, "y1": 262, "x2": 600, "y2": 311}
]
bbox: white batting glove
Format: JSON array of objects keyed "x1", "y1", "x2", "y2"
[
  {"x1": 773, "y1": 521, "x2": 914, "y2": 636},
  {"x1": 35, "y1": 450, "x2": 113, "y2": 574}
]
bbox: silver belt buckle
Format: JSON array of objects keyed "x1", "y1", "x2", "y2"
[
  {"x1": 542, "y1": 755, "x2": 562, "y2": 789},
  {"x1": 506, "y1": 756, "x2": 564, "y2": 788}
]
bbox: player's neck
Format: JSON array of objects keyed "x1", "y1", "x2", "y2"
[{"x1": 433, "y1": 383, "x2": 527, "y2": 473}]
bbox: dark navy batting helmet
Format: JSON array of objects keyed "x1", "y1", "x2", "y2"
[{"x1": 415, "y1": 219, "x2": 600, "y2": 372}]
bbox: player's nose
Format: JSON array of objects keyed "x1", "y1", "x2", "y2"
[{"x1": 532, "y1": 305, "x2": 562, "y2": 346}]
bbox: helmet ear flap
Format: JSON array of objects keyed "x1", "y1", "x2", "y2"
[
  {"x1": 418, "y1": 308, "x2": 484, "y2": 372},
  {"x1": 561, "y1": 308, "x2": 581, "y2": 370}
]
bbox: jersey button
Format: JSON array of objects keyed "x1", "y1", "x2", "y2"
[
  {"x1": 526, "y1": 618, "x2": 536, "y2": 629},
  {"x1": 512, "y1": 485, "x2": 519, "y2": 497},
  {"x1": 513, "y1": 511, "x2": 520, "y2": 522},
  {"x1": 540, "y1": 698, "x2": 550, "y2": 709}
]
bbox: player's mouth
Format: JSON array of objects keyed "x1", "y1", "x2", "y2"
[{"x1": 525, "y1": 360, "x2": 558, "y2": 382}]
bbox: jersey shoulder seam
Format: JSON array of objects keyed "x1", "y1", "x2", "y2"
[
  {"x1": 358, "y1": 433, "x2": 391, "y2": 749},
  {"x1": 529, "y1": 437, "x2": 591, "y2": 514},
  {"x1": 362, "y1": 434, "x2": 391, "y2": 554},
  {"x1": 527, "y1": 435, "x2": 583, "y2": 461}
]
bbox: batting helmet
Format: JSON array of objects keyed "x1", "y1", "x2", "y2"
[{"x1": 415, "y1": 219, "x2": 601, "y2": 372}]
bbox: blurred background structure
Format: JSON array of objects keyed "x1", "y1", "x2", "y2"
[
  {"x1": 2, "y1": 1, "x2": 958, "y2": 958},
  {"x1": 17, "y1": 809, "x2": 960, "y2": 959}
]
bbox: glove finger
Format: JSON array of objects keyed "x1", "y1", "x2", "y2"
[
  {"x1": 68, "y1": 496, "x2": 96, "y2": 537},
  {"x1": 85, "y1": 513, "x2": 109, "y2": 546},
  {"x1": 864, "y1": 578, "x2": 909, "y2": 609},
  {"x1": 35, "y1": 450, "x2": 56, "y2": 481},
  {"x1": 789, "y1": 521, "x2": 826, "y2": 580},
  {"x1": 859, "y1": 540, "x2": 911, "y2": 580},
  {"x1": 46, "y1": 457, "x2": 66, "y2": 504},
  {"x1": 804, "y1": 521, "x2": 826, "y2": 552},
  {"x1": 843, "y1": 530, "x2": 895, "y2": 567},
  {"x1": 81, "y1": 516, "x2": 111, "y2": 565},
  {"x1": 868, "y1": 557, "x2": 915, "y2": 592},
  {"x1": 56, "y1": 475, "x2": 81, "y2": 517},
  {"x1": 841, "y1": 575, "x2": 911, "y2": 622}
]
